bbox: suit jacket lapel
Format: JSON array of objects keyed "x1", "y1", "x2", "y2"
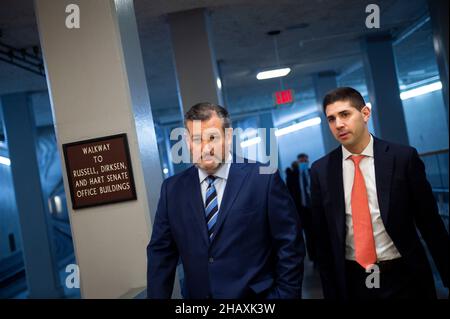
[
  {"x1": 185, "y1": 166, "x2": 209, "y2": 247},
  {"x1": 327, "y1": 147, "x2": 346, "y2": 249},
  {"x1": 373, "y1": 137, "x2": 393, "y2": 225},
  {"x1": 210, "y1": 162, "x2": 249, "y2": 243}
]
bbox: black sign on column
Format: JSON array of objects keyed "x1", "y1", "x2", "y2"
[{"x1": 62, "y1": 133, "x2": 137, "y2": 209}]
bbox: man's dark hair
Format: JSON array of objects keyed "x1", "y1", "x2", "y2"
[
  {"x1": 322, "y1": 87, "x2": 366, "y2": 112},
  {"x1": 184, "y1": 102, "x2": 231, "y2": 130},
  {"x1": 297, "y1": 153, "x2": 308, "y2": 160}
]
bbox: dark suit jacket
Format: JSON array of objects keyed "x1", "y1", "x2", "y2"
[
  {"x1": 286, "y1": 167, "x2": 302, "y2": 212},
  {"x1": 147, "y1": 160, "x2": 305, "y2": 299},
  {"x1": 286, "y1": 167, "x2": 311, "y2": 210},
  {"x1": 310, "y1": 137, "x2": 449, "y2": 299}
]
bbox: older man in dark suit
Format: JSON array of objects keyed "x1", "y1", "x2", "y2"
[{"x1": 147, "y1": 102, "x2": 304, "y2": 299}]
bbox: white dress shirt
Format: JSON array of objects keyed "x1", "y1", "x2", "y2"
[
  {"x1": 342, "y1": 135, "x2": 401, "y2": 261},
  {"x1": 198, "y1": 153, "x2": 232, "y2": 210}
]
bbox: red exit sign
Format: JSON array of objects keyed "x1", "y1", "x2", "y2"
[{"x1": 274, "y1": 89, "x2": 294, "y2": 105}]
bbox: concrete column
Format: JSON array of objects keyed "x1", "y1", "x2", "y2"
[
  {"x1": 114, "y1": 0, "x2": 164, "y2": 223},
  {"x1": 163, "y1": 126, "x2": 175, "y2": 176},
  {"x1": 168, "y1": 8, "x2": 223, "y2": 114},
  {"x1": 0, "y1": 93, "x2": 63, "y2": 298},
  {"x1": 34, "y1": 0, "x2": 175, "y2": 298},
  {"x1": 259, "y1": 111, "x2": 279, "y2": 169},
  {"x1": 428, "y1": 0, "x2": 449, "y2": 123},
  {"x1": 313, "y1": 71, "x2": 340, "y2": 153},
  {"x1": 362, "y1": 34, "x2": 409, "y2": 145}
]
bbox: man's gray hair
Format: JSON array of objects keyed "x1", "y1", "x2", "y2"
[{"x1": 184, "y1": 102, "x2": 232, "y2": 130}]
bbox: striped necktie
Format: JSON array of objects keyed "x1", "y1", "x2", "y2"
[{"x1": 205, "y1": 175, "x2": 218, "y2": 240}]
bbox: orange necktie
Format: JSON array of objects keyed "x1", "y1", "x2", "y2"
[{"x1": 350, "y1": 155, "x2": 377, "y2": 269}]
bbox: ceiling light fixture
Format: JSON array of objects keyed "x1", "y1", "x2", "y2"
[
  {"x1": 257, "y1": 30, "x2": 290, "y2": 83},
  {"x1": 240, "y1": 136, "x2": 262, "y2": 148},
  {"x1": 256, "y1": 68, "x2": 291, "y2": 80},
  {"x1": 0, "y1": 155, "x2": 11, "y2": 166},
  {"x1": 400, "y1": 81, "x2": 442, "y2": 100},
  {"x1": 275, "y1": 117, "x2": 322, "y2": 137},
  {"x1": 216, "y1": 78, "x2": 222, "y2": 90}
]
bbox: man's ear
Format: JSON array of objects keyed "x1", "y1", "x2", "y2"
[
  {"x1": 225, "y1": 127, "x2": 233, "y2": 141},
  {"x1": 225, "y1": 127, "x2": 233, "y2": 147},
  {"x1": 184, "y1": 130, "x2": 192, "y2": 151},
  {"x1": 361, "y1": 105, "x2": 371, "y2": 123}
]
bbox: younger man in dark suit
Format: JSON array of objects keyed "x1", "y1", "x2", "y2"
[{"x1": 310, "y1": 87, "x2": 449, "y2": 299}]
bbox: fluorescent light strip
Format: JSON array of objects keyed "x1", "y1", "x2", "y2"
[
  {"x1": 54, "y1": 196, "x2": 62, "y2": 214},
  {"x1": 239, "y1": 128, "x2": 258, "y2": 140},
  {"x1": 275, "y1": 117, "x2": 322, "y2": 137},
  {"x1": 400, "y1": 81, "x2": 442, "y2": 100},
  {"x1": 400, "y1": 75, "x2": 440, "y2": 90},
  {"x1": 0, "y1": 156, "x2": 11, "y2": 166},
  {"x1": 240, "y1": 136, "x2": 261, "y2": 148},
  {"x1": 216, "y1": 78, "x2": 222, "y2": 90},
  {"x1": 256, "y1": 68, "x2": 291, "y2": 80}
]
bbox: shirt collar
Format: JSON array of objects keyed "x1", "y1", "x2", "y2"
[
  {"x1": 198, "y1": 153, "x2": 233, "y2": 184},
  {"x1": 342, "y1": 134, "x2": 374, "y2": 160}
]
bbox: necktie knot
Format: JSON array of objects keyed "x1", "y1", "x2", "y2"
[
  {"x1": 350, "y1": 155, "x2": 365, "y2": 166},
  {"x1": 207, "y1": 175, "x2": 216, "y2": 187}
]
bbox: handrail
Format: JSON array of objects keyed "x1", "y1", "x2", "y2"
[
  {"x1": 432, "y1": 188, "x2": 449, "y2": 193},
  {"x1": 419, "y1": 149, "x2": 449, "y2": 157}
]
